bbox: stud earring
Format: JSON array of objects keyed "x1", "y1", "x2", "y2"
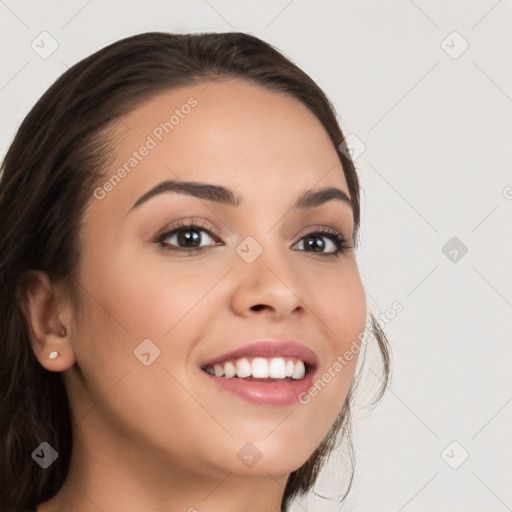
[{"x1": 49, "y1": 351, "x2": 59, "y2": 359}]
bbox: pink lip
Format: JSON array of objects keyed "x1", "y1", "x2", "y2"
[{"x1": 200, "y1": 340, "x2": 318, "y2": 368}]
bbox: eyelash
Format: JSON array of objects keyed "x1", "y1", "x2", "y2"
[{"x1": 155, "y1": 221, "x2": 352, "y2": 257}]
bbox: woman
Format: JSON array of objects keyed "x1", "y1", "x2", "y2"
[{"x1": 0, "y1": 32, "x2": 390, "y2": 512}]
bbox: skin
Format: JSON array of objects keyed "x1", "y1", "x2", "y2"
[{"x1": 23, "y1": 79, "x2": 367, "y2": 512}]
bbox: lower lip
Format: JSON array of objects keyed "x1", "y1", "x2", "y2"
[{"x1": 201, "y1": 368, "x2": 316, "y2": 406}]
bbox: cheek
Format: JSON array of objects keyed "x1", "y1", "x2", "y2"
[
  {"x1": 71, "y1": 249, "x2": 225, "y2": 401},
  {"x1": 305, "y1": 260, "x2": 367, "y2": 350},
  {"x1": 68, "y1": 252, "x2": 214, "y2": 438},
  {"x1": 331, "y1": 278, "x2": 367, "y2": 354},
  {"x1": 78, "y1": 249, "x2": 213, "y2": 339},
  {"x1": 298, "y1": 262, "x2": 366, "y2": 414}
]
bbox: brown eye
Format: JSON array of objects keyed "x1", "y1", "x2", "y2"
[
  {"x1": 293, "y1": 228, "x2": 352, "y2": 256},
  {"x1": 157, "y1": 222, "x2": 221, "y2": 252}
]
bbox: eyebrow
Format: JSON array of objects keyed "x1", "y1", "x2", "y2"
[{"x1": 129, "y1": 180, "x2": 353, "y2": 213}]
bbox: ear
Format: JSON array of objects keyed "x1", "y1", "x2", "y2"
[{"x1": 18, "y1": 270, "x2": 76, "y2": 371}]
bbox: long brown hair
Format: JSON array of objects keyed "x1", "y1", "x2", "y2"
[{"x1": 0, "y1": 31, "x2": 391, "y2": 512}]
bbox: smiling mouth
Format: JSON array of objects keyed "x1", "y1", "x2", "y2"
[{"x1": 201, "y1": 356, "x2": 312, "y2": 381}]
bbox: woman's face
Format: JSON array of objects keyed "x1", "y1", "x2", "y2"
[{"x1": 64, "y1": 79, "x2": 367, "y2": 481}]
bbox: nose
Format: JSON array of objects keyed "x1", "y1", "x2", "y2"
[{"x1": 230, "y1": 246, "x2": 306, "y2": 320}]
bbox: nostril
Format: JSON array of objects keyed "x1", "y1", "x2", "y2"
[{"x1": 251, "y1": 304, "x2": 266, "y2": 311}]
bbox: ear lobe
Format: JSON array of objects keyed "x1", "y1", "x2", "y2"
[{"x1": 18, "y1": 270, "x2": 76, "y2": 371}]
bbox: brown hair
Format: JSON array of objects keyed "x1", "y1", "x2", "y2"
[{"x1": 0, "y1": 31, "x2": 390, "y2": 512}]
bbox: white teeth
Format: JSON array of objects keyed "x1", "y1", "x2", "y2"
[
  {"x1": 291, "y1": 360, "x2": 305, "y2": 379},
  {"x1": 251, "y1": 357, "x2": 269, "y2": 378},
  {"x1": 224, "y1": 361, "x2": 236, "y2": 378},
  {"x1": 235, "y1": 358, "x2": 252, "y2": 378},
  {"x1": 269, "y1": 358, "x2": 287, "y2": 379},
  {"x1": 213, "y1": 364, "x2": 224, "y2": 377},
  {"x1": 285, "y1": 360, "x2": 294, "y2": 377},
  {"x1": 204, "y1": 357, "x2": 307, "y2": 380}
]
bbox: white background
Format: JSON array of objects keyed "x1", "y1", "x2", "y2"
[{"x1": 1, "y1": 1, "x2": 511, "y2": 511}]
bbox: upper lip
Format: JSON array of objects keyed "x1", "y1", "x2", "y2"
[{"x1": 200, "y1": 340, "x2": 318, "y2": 368}]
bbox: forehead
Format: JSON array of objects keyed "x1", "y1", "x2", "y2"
[{"x1": 89, "y1": 79, "x2": 350, "y2": 218}]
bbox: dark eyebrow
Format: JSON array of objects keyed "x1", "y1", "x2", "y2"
[
  {"x1": 293, "y1": 187, "x2": 352, "y2": 211},
  {"x1": 129, "y1": 180, "x2": 353, "y2": 213}
]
